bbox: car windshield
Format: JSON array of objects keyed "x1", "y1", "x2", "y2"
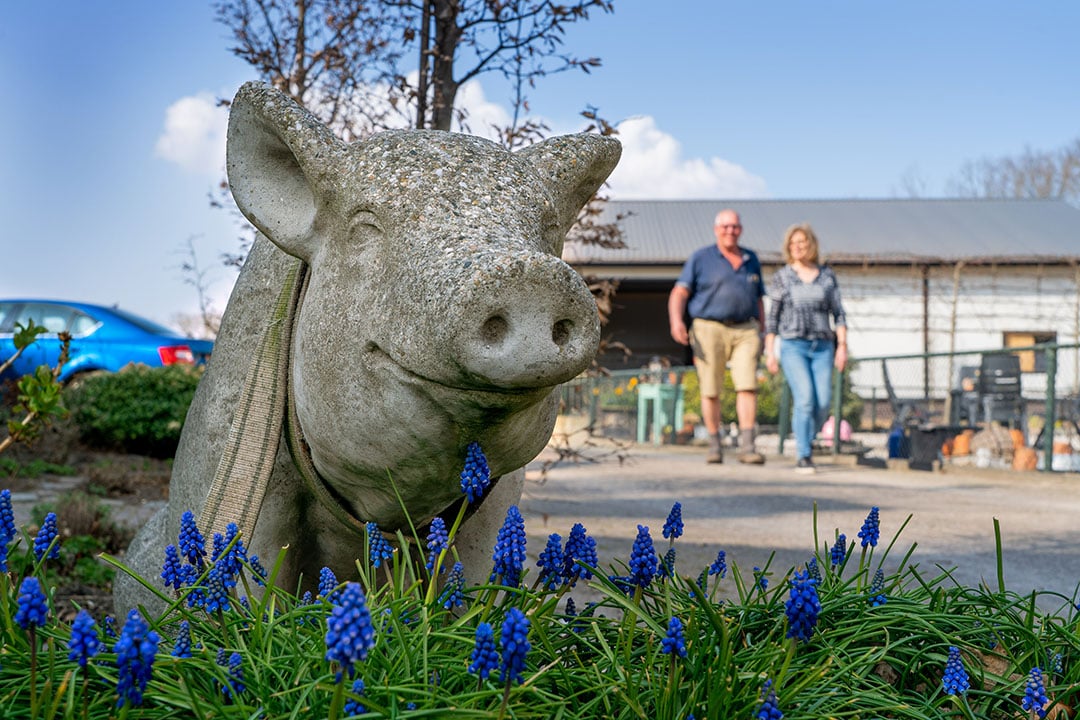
[{"x1": 108, "y1": 307, "x2": 185, "y2": 337}]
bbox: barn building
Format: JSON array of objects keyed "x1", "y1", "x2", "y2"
[{"x1": 564, "y1": 198, "x2": 1080, "y2": 402}]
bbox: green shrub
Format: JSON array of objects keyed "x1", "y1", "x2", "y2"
[
  {"x1": 681, "y1": 366, "x2": 863, "y2": 429},
  {"x1": 63, "y1": 365, "x2": 203, "y2": 458},
  {"x1": 0, "y1": 457, "x2": 76, "y2": 478},
  {"x1": 680, "y1": 368, "x2": 783, "y2": 425}
]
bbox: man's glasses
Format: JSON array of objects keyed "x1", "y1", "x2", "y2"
[{"x1": 717, "y1": 224, "x2": 742, "y2": 230}]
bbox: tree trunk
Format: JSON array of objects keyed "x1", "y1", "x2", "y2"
[
  {"x1": 415, "y1": 0, "x2": 431, "y2": 129},
  {"x1": 430, "y1": 0, "x2": 462, "y2": 131}
]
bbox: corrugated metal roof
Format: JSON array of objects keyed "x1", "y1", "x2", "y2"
[{"x1": 564, "y1": 198, "x2": 1080, "y2": 267}]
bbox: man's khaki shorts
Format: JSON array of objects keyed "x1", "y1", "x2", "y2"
[{"x1": 689, "y1": 319, "x2": 761, "y2": 397}]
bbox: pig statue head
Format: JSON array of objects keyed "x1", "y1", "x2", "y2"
[{"x1": 114, "y1": 82, "x2": 620, "y2": 612}]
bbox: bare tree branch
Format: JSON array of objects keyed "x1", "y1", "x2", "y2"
[{"x1": 947, "y1": 138, "x2": 1080, "y2": 205}]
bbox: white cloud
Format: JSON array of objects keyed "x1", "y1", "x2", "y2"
[
  {"x1": 153, "y1": 86, "x2": 766, "y2": 204},
  {"x1": 153, "y1": 80, "x2": 506, "y2": 179},
  {"x1": 154, "y1": 93, "x2": 228, "y2": 176},
  {"x1": 451, "y1": 80, "x2": 513, "y2": 142},
  {"x1": 605, "y1": 116, "x2": 769, "y2": 199}
]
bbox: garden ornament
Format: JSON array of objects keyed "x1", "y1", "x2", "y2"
[{"x1": 115, "y1": 81, "x2": 620, "y2": 613}]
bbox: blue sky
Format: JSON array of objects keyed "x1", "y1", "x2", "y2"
[{"x1": 2, "y1": 1, "x2": 1077, "y2": 330}]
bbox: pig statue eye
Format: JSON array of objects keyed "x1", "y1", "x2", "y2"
[{"x1": 351, "y1": 210, "x2": 382, "y2": 234}]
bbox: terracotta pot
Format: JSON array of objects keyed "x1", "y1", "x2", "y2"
[
  {"x1": 1013, "y1": 446, "x2": 1037, "y2": 471},
  {"x1": 1010, "y1": 428, "x2": 1025, "y2": 449},
  {"x1": 952, "y1": 432, "x2": 971, "y2": 456}
]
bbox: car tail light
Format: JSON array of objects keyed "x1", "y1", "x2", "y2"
[{"x1": 159, "y1": 345, "x2": 196, "y2": 365}]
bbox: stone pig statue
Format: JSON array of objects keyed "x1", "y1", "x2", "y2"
[{"x1": 115, "y1": 81, "x2": 620, "y2": 613}]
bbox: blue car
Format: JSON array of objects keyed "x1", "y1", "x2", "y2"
[{"x1": 0, "y1": 299, "x2": 213, "y2": 383}]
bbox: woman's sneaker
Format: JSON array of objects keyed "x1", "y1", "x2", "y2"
[{"x1": 795, "y1": 457, "x2": 816, "y2": 474}]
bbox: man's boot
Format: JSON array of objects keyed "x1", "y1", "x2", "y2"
[
  {"x1": 737, "y1": 428, "x2": 765, "y2": 465},
  {"x1": 706, "y1": 433, "x2": 724, "y2": 464}
]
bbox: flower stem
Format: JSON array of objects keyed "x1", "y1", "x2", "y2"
[{"x1": 328, "y1": 678, "x2": 345, "y2": 720}]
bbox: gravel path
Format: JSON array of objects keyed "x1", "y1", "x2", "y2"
[{"x1": 519, "y1": 437, "x2": 1080, "y2": 612}]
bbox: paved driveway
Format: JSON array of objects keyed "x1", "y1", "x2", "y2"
[{"x1": 520, "y1": 442, "x2": 1080, "y2": 612}]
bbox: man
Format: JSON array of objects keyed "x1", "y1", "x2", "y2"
[{"x1": 668, "y1": 209, "x2": 766, "y2": 464}]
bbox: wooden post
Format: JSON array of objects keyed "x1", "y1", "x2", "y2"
[{"x1": 944, "y1": 261, "x2": 965, "y2": 424}]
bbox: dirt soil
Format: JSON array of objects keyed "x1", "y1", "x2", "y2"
[
  {"x1": 3, "y1": 415, "x2": 172, "y2": 503},
  {"x1": 2, "y1": 416, "x2": 172, "y2": 620}
]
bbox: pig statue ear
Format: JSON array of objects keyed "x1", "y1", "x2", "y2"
[
  {"x1": 517, "y1": 133, "x2": 622, "y2": 237},
  {"x1": 226, "y1": 82, "x2": 346, "y2": 262}
]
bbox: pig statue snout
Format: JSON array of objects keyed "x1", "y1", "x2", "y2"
[{"x1": 454, "y1": 252, "x2": 600, "y2": 388}]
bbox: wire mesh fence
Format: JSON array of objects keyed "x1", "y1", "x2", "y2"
[{"x1": 558, "y1": 343, "x2": 1080, "y2": 472}]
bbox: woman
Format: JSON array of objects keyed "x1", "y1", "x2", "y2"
[{"x1": 764, "y1": 223, "x2": 848, "y2": 474}]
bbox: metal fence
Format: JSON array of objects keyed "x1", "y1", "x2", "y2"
[
  {"x1": 556, "y1": 342, "x2": 1080, "y2": 472},
  {"x1": 854, "y1": 342, "x2": 1080, "y2": 472},
  {"x1": 556, "y1": 365, "x2": 697, "y2": 445}
]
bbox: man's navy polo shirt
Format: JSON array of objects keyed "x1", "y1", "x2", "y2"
[{"x1": 675, "y1": 245, "x2": 765, "y2": 323}]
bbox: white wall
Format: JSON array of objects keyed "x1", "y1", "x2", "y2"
[{"x1": 765, "y1": 264, "x2": 1080, "y2": 400}]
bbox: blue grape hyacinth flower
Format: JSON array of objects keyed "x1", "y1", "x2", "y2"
[
  {"x1": 695, "y1": 568, "x2": 709, "y2": 594},
  {"x1": 755, "y1": 678, "x2": 783, "y2": 720},
  {"x1": 629, "y1": 525, "x2": 658, "y2": 589},
  {"x1": 211, "y1": 531, "x2": 226, "y2": 564},
  {"x1": 178, "y1": 510, "x2": 206, "y2": 567},
  {"x1": 202, "y1": 565, "x2": 232, "y2": 614},
  {"x1": 754, "y1": 566, "x2": 768, "y2": 592},
  {"x1": 425, "y1": 517, "x2": 449, "y2": 573},
  {"x1": 662, "y1": 501, "x2": 684, "y2": 540},
  {"x1": 172, "y1": 620, "x2": 193, "y2": 658},
  {"x1": 563, "y1": 522, "x2": 597, "y2": 586},
  {"x1": 1047, "y1": 650, "x2": 1064, "y2": 677},
  {"x1": 366, "y1": 522, "x2": 394, "y2": 569},
  {"x1": 830, "y1": 533, "x2": 848, "y2": 566},
  {"x1": 537, "y1": 533, "x2": 565, "y2": 590},
  {"x1": 248, "y1": 554, "x2": 269, "y2": 586},
  {"x1": 114, "y1": 609, "x2": 160, "y2": 708},
  {"x1": 33, "y1": 511, "x2": 60, "y2": 560},
  {"x1": 318, "y1": 566, "x2": 339, "y2": 601},
  {"x1": 0, "y1": 489, "x2": 16, "y2": 571},
  {"x1": 709, "y1": 549, "x2": 728, "y2": 578},
  {"x1": 0, "y1": 489, "x2": 15, "y2": 542},
  {"x1": 658, "y1": 547, "x2": 677, "y2": 580},
  {"x1": 858, "y1": 507, "x2": 880, "y2": 548},
  {"x1": 499, "y1": 607, "x2": 531, "y2": 686},
  {"x1": 468, "y1": 622, "x2": 499, "y2": 680},
  {"x1": 868, "y1": 568, "x2": 887, "y2": 606},
  {"x1": 67, "y1": 609, "x2": 100, "y2": 668},
  {"x1": 1021, "y1": 667, "x2": 1049, "y2": 718},
  {"x1": 942, "y1": 646, "x2": 970, "y2": 696},
  {"x1": 344, "y1": 678, "x2": 366, "y2": 715},
  {"x1": 213, "y1": 523, "x2": 248, "y2": 588},
  {"x1": 806, "y1": 556, "x2": 822, "y2": 583},
  {"x1": 661, "y1": 616, "x2": 687, "y2": 658},
  {"x1": 784, "y1": 570, "x2": 820, "y2": 643},
  {"x1": 490, "y1": 505, "x2": 527, "y2": 587},
  {"x1": 438, "y1": 561, "x2": 466, "y2": 609},
  {"x1": 217, "y1": 649, "x2": 245, "y2": 700},
  {"x1": 324, "y1": 582, "x2": 375, "y2": 681},
  {"x1": 161, "y1": 544, "x2": 184, "y2": 591},
  {"x1": 15, "y1": 576, "x2": 49, "y2": 630},
  {"x1": 460, "y1": 441, "x2": 491, "y2": 504}
]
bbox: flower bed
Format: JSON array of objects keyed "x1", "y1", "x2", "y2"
[{"x1": 0, "y1": 445, "x2": 1075, "y2": 719}]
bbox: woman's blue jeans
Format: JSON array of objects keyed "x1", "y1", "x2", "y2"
[{"x1": 779, "y1": 338, "x2": 836, "y2": 460}]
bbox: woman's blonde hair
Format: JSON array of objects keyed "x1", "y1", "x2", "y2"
[{"x1": 782, "y1": 223, "x2": 820, "y2": 264}]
